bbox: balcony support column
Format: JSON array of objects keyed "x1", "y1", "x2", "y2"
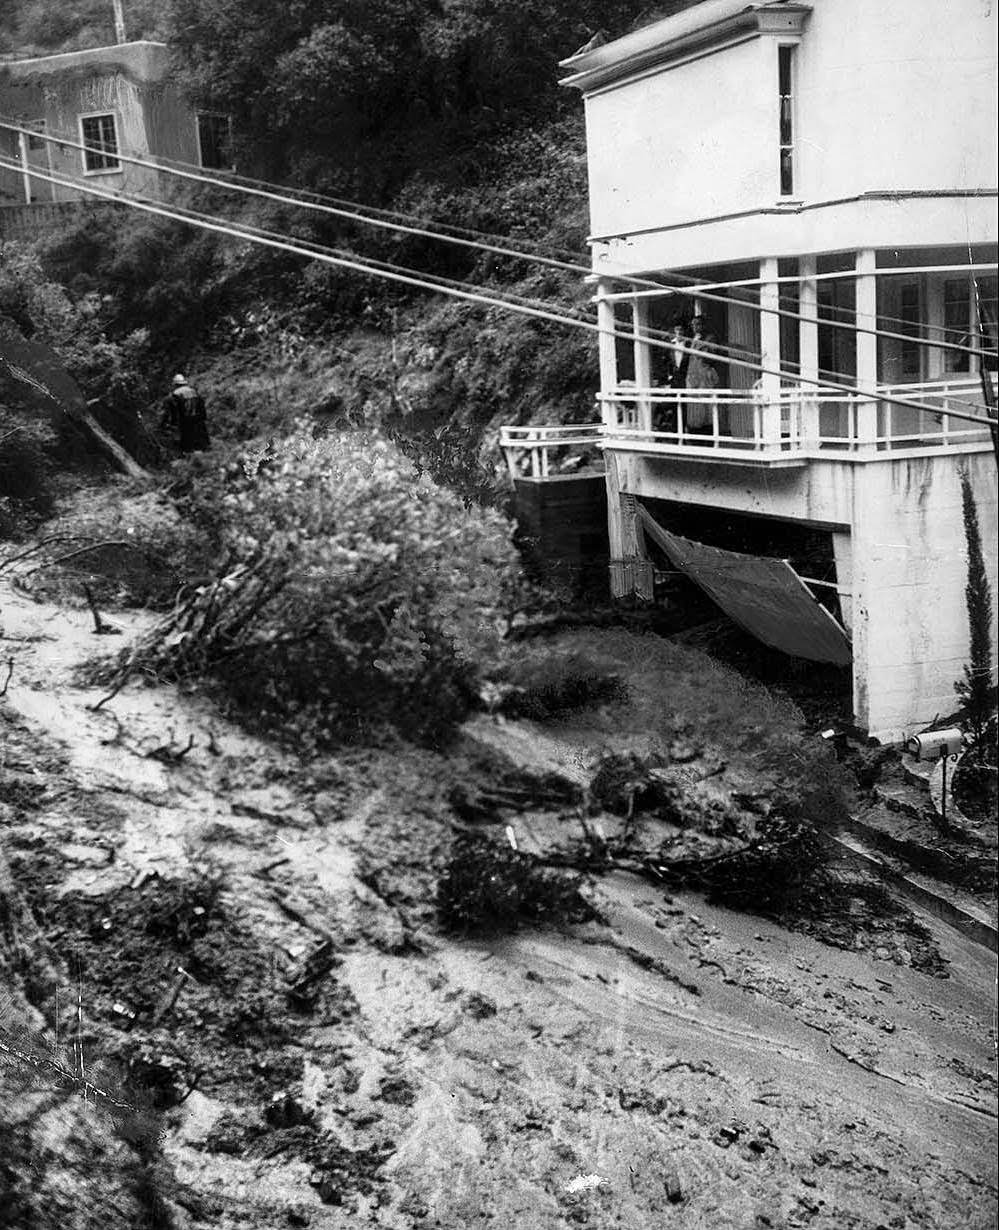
[
  {"x1": 799, "y1": 254, "x2": 820, "y2": 448},
  {"x1": 632, "y1": 298, "x2": 653, "y2": 433},
  {"x1": 605, "y1": 453, "x2": 650, "y2": 598},
  {"x1": 759, "y1": 256, "x2": 782, "y2": 446},
  {"x1": 855, "y1": 248, "x2": 879, "y2": 450}
]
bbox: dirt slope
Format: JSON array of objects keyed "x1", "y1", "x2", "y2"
[{"x1": 1, "y1": 578, "x2": 996, "y2": 1229}]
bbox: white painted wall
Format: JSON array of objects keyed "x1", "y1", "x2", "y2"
[
  {"x1": 582, "y1": 0, "x2": 997, "y2": 262},
  {"x1": 584, "y1": 36, "x2": 773, "y2": 240}
]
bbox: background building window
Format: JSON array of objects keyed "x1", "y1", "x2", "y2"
[
  {"x1": 80, "y1": 113, "x2": 119, "y2": 172},
  {"x1": 778, "y1": 45, "x2": 795, "y2": 197},
  {"x1": 26, "y1": 120, "x2": 47, "y2": 151},
  {"x1": 197, "y1": 113, "x2": 233, "y2": 170}
]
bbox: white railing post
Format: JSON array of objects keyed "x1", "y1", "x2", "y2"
[
  {"x1": 596, "y1": 281, "x2": 617, "y2": 394},
  {"x1": 799, "y1": 255, "x2": 821, "y2": 448},
  {"x1": 759, "y1": 257, "x2": 782, "y2": 447},
  {"x1": 711, "y1": 394, "x2": 720, "y2": 447},
  {"x1": 855, "y1": 249, "x2": 879, "y2": 452},
  {"x1": 632, "y1": 298, "x2": 653, "y2": 434}
]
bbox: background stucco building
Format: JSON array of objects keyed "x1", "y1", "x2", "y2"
[{"x1": 0, "y1": 40, "x2": 229, "y2": 235}]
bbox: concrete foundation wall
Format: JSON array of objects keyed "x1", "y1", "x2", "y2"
[
  {"x1": 851, "y1": 451, "x2": 999, "y2": 742},
  {"x1": 611, "y1": 449, "x2": 854, "y2": 529},
  {"x1": 607, "y1": 447, "x2": 998, "y2": 742}
]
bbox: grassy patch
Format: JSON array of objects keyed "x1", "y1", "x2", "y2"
[{"x1": 500, "y1": 649, "x2": 628, "y2": 720}]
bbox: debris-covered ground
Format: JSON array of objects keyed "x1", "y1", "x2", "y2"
[{"x1": 1, "y1": 581, "x2": 997, "y2": 1229}]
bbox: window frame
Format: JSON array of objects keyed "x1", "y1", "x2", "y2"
[
  {"x1": 195, "y1": 111, "x2": 234, "y2": 171},
  {"x1": 78, "y1": 111, "x2": 121, "y2": 176},
  {"x1": 776, "y1": 42, "x2": 798, "y2": 201}
]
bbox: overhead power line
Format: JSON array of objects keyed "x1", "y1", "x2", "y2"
[
  {"x1": 2, "y1": 118, "x2": 995, "y2": 361},
  {"x1": 2, "y1": 153, "x2": 995, "y2": 435}
]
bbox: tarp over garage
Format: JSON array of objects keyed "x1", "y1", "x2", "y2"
[{"x1": 638, "y1": 507, "x2": 852, "y2": 666}]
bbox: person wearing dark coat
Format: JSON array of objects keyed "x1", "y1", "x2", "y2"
[
  {"x1": 654, "y1": 319, "x2": 690, "y2": 433},
  {"x1": 160, "y1": 374, "x2": 210, "y2": 453}
]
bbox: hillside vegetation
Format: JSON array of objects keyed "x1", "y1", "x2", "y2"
[{"x1": 3, "y1": 2, "x2": 700, "y2": 494}]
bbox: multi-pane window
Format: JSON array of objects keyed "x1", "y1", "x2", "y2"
[
  {"x1": 80, "y1": 113, "x2": 119, "y2": 172},
  {"x1": 898, "y1": 280, "x2": 923, "y2": 380},
  {"x1": 946, "y1": 275, "x2": 999, "y2": 374},
  {"x1": 944, "y1": 279, "x2": 971, "y2": 373},
  {"x1": 778, "y1": 45, "x2": 795, "y2": 197},
  {"x1": 197, "y1": 113, "x2": 233, "y2": 170}
]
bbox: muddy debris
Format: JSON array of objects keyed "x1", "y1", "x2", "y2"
[{"x1": 437, "y1": 829, "x2": 599, "y2": 933}]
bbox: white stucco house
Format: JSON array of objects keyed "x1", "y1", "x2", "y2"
[{"x1": 504, "y1": 0, "x2": 998, "y2": 742}]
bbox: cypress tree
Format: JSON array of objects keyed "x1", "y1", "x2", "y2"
[{"x1": 955, "y1": 468, "x2": 995, "y2": 745}]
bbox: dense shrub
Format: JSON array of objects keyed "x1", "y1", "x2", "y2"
[{"x1": 97, "y1": 426, "x2": 524, "y2": 746}]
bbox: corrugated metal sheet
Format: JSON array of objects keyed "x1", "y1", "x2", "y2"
[{"x1": 641, "y1": 514, "x2": 852, "y2": 666}]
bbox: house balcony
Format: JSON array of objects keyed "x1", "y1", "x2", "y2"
[{"x1": 501, "y1": 376, "x2": 995, "y2": 477}]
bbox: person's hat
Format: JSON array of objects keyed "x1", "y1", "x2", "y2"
[{"x1": 173, "y1": 374, "x2": 187, "y2": 387}]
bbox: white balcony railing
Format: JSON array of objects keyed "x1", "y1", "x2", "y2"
[
  {"x1": 499, "y1": 377, "x2": 995, "y2": 475},
  {"x1": 599, "y1": 375, "x2": 995, "y2": 457},
  {"x1": 499, "y1": 423, "x2": 604, "y2": 478}
]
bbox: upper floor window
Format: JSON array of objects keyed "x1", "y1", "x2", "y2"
[
  {"x1": 197, "y1": 113, "x2": 233, "y2": 170},
  {"x1": 80, "y1": 113, "x2": 119, "y2": 173},
  {"x1": 778, "y1": 45, "x2": 795, "y2": 197}
]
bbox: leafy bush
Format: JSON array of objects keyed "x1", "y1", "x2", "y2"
[
  {"x1": 437, "y1": 831, "x2": 598, "y2": 933},
  {"x1": 0, "y1": 414, "x2": 60, "y2": 538},
  {"x1": 97, "y1": 426, "x2": 524, "y2": 746},
  {"x1": 0, "y1": 244, "x2": 151, "y2": 415}
]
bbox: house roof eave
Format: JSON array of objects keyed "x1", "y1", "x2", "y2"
[{"x1": 559, "y1": 1, "x2": 811, "y2": 93}]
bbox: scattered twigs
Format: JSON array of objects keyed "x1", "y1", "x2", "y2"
[
  {"x1": 0, "y1": 657, "x2": 13, "y2": 697},
  {"x1": 0, "y1": 1034, "x2": 136, "y2": 1114},
  {"x1": 83, "y1": 584, "x2": 120, "y2": 636},
  {"x1": 152, "y1": 967, "x2": 194, "y2": 1028},
  {"x1": 90, "y1": 674, "x2": 130, "y2": 712},
  {"x1": 145, "y1": 730, "x2": 197, "y2": 764},
  {"x1": 0, "y1": 534, "x2": 87, "y2": 575},
  {"x1": 97, "y1": 709, "x2": 127, "y2": 747}
]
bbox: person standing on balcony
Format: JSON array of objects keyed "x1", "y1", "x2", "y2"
[
  {"x1": 684, "y1": 315, "x2": 720, "y2": 436},
  {"x1": 656, "y1": 319, "x2": 690, "y2": 432}
]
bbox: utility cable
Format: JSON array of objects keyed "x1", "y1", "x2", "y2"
[
  {"x1": 2, "y1": 118, "x2": 994, "y2": 362},
  {"x1": 2, "y1": 154, "x2": 995, "y2": 434}
]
